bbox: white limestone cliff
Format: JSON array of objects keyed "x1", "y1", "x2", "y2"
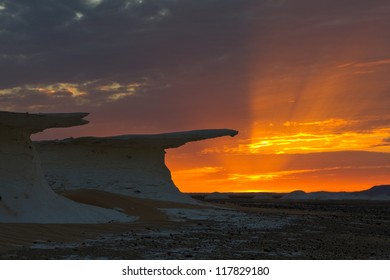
[
  {"x1": 0, "y1": 111, "x2": 135, "y2": 223},
  {"x1": 37, "y1": 129, "x2": 238, "y2": 204}
]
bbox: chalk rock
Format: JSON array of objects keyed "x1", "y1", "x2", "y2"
[
  {"x1": 0, "y1": 111, "x2": 135, "y2": 223},
  {"x1": 37, "y1": 129, "x2": 238, "y2": 204}
]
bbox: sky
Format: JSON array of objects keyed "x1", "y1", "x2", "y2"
[{"x1": 1, "y1": 0, "x2": 389, "y2": 193}]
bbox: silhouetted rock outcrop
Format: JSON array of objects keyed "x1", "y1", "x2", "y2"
[
  {"x1": 359, "y1": 185, "x2": 390, "y2": 196},
  {"x1": 281, "y1": 185, "x2": 390, "y2": 200}
]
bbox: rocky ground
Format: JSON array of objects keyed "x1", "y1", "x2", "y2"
[{"x1": 1, "y1": 198, "x2": 389, "y2": 259}]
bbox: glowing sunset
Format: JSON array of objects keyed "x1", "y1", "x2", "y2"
[
  {"x1": 1, "y1": 0, "x2": 389, "y2": 194},
  {"x1": 3, "y1": 0, "x2": 390, "y2": 267}
]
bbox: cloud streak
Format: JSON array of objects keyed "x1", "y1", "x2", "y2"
[
  {"x1": 168, "y1": 150, "x2": 390, "y2": 192},
  {"x1": 0, "y1": 79, "x2": 145, "y2": 111}
]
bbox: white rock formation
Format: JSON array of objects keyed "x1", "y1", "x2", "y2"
[
  {"x1": 37, "y1": 129, "x2": 238, "y2": 204},
  {"x1": 0, "y1": 111, "x2": 135, "y2": 223}
]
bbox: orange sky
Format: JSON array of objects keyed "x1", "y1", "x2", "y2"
[
  {"x1": 166, "y1": 9, "x2": 390, "y2": 193},
  {"x1": 167, "y1": 54, "x2": 390, "y2": 193}
]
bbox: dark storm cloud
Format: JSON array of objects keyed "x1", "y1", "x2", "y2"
[
  {"x1": 0, "y1": 0, "x2": 255, "y2": 87},
  {"x1": 0, "y1": 0, "x2": 260, "y2": 132},
  {"x1": 2, "y1": 0, "x2": 389, "y2": 87}
]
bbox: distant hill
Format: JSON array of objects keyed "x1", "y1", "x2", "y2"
[
  {"x1": 358, "y1": 185, "x2": 390, "y2": 196},
  {"x1": 190, "y1": 185, "x2": 390, "y2": 201},
  {"x1": 281, "y1": 185, "x2": 390, "y2": 201}
]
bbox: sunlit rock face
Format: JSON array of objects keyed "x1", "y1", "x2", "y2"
[
  {"x1": 0, "y1": 111, "x2": 134, "y2": 223},
  {"x1": 37, "y1": 129, "x2": 238, "y2": 204}
]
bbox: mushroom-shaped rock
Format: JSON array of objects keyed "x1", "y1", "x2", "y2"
[
  {"x1": 0, "y1": 111, "x2": 134, "y2": 223},
  {"x1": 37, "y1": 129, "x2": 238, "y2": 204}
]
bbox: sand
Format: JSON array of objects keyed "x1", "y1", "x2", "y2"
[{"x1": 0, "y1": 189, "x2": 210, "y2": 253}]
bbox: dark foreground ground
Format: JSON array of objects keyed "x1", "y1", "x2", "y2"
[{"x1": 1, "y1": 197, "x2": 389, "y2": 259}]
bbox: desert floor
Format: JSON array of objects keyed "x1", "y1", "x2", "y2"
[{"x1": 0, "y1": 192, "x2": 389, "y2": 259}]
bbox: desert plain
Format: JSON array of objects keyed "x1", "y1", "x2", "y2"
[{"x1": 1, "y1": 191, "x2": 389, "y2": 260}]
